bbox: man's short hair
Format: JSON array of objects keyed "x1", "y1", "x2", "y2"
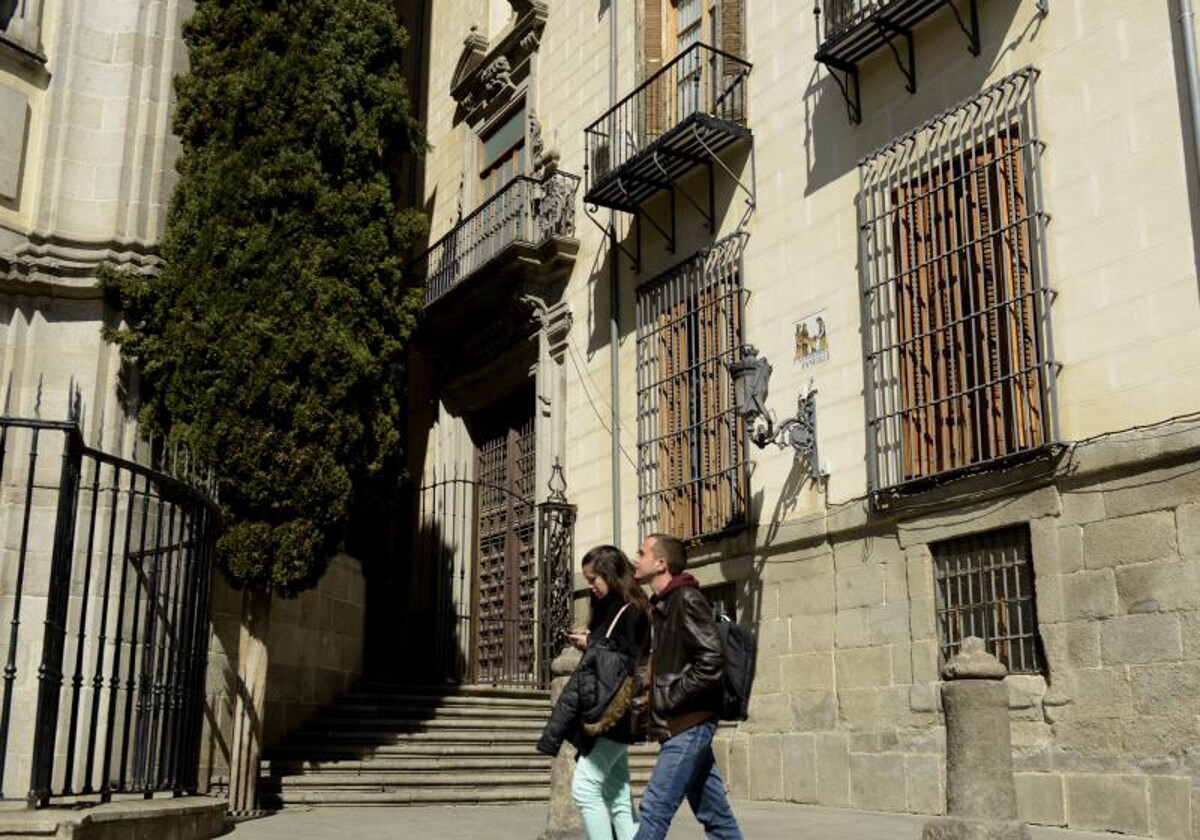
[{"x1": 647, "y1": 533, "x2": 687, "y2": 576}]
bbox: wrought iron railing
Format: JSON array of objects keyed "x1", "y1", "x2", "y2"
[
  {"x1": 584, "y1": 42, "x2": 750, "y2": 196},
  {"x1": 0, "y1": 417, "x2": 220, "y2": 806},
  {"x1": 417, "y1": 170, "x2": 580, "y2": 308},
  {"x1": 816, "y1": 0, "x2": 969, "y2": 49},
  {"x1": 817, "y1": 0, "x2": 881, "y2": 44},
  {"x1": 537, "y1": 471, "x2": 576, "y2": 688}
]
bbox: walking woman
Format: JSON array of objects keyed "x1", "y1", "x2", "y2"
[{"x1": 537, "y1": 545, "x2": 650, "y2": 840}]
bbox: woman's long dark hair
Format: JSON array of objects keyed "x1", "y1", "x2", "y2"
[{"x1": 581, "y1": 544, "x2": 649, "y2": 622}]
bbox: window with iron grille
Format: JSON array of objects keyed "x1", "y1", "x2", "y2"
[
  {"x1": 931, "y1": 525, "x2": 1044, "y2": 675},
  {"x1": 702, "y1": 581, "x2": 737, "y2": 621},
  {"x1": 636, "y1": 233, "x2": 748, "y2": 541},
  {"x1": 859, "y1": 68, "x2": 1057, "y2": 497}
]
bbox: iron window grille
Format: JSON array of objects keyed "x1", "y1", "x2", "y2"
[
  {"x1": 636, "y1": 233, "x2": 749, "y2": 541},
  {"x1": 858, "y1": 67, "x2": 1057, "y2": 500},
  {"x1": 702, "y1": 581, "x2": 738, "y2": 621},
  {"x1": 931, "y1": 525, "x2": 1044, "y2": 675}
]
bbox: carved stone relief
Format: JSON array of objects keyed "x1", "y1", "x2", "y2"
[{"x1": 449, "y1": 1, "x2": 547, "y2": 122}]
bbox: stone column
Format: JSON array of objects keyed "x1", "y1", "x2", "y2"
[
  {"x1": 922, "y1": 637, "x2": 1030, "y2": 840},
  {"x1": 540, "y1": 644, "x2": 584, "y2": 840}
]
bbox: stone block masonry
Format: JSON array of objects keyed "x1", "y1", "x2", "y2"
[
  {"x1": 201, "y1": 553, "x2": 367, "y2": 791},
  {"x1": 722, "y1": 418, "x2": 1200, "y2": 837}
]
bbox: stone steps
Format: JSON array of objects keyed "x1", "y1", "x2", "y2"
[
  {"x1": 269, "y1": 787, "x2": 553, "y2": 806},
  {"x1": 259, "y1": 684, "x2": 554, "y2": 808},
  {"x1": 260, "y1": 683, "x2": 660, "y2": 808},
  {"x1": 301, "y1": 716, "x2": 546, "y2": 731}
]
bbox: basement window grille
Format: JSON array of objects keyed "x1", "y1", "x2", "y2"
[
  {"x1": 703, "y1": 581, "x2": 738, "y2": 622},
  {"x1": 931, "y1": 525, "x2": 1044, "y2": 675},
  {"x1": 636, "y1": 233, "x2": 749, "y2": 541},
  {"x1": 859, "y1": 68, "x2": 1057, "y2": 498}
]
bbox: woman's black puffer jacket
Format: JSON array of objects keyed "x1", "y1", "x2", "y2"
[{"x1": 536, "y1": 594, "x2": 648, "y2": 757}]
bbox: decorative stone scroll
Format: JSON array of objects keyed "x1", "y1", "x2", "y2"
[{"x1": 449, "y1": 0, "x2": 547, "y2": 120}]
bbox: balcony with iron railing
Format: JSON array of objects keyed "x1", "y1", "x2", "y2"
[
  {"x1": 416, "y1": 169, "x2": 580, "y2": 310},
  {"x1": 814, "y1": 0, "x2": 981, "y2": 123},
  {"x1": 583, "y1": 42, "x2": 751, "y2": 213}
]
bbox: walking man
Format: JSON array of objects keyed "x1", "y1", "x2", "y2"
[{"x1": 631, "y1": 533, "x2": 743, "y2": 840}]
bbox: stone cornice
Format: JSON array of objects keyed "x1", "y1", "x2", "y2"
[
  {"x1": 449, "y1": 0, "x2": 547, "y2": 120},
  {"x1": 0, "y1": 232, "x2": 161, "y2": 299}
]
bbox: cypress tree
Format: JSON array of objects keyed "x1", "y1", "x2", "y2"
[{"x1": 102, "y1": 0, "x2": 425, "y2": 594}]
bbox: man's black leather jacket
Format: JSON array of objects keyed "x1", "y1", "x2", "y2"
[{"x1": 647, "y1": 575, "x2": 723, "y2": 742}]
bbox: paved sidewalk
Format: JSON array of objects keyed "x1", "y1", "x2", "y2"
[{"x1": 224, "y1": 801, "x2": 1133, "y2": 839}]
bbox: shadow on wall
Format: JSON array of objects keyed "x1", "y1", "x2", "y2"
[
  {"x1": 585, "y1": 141, "x2": 756, "y2": 357},
  {"x1": 397, "y1": 514, "x2": 471, "y2": 686},
  {"x1": 803, "y1": 0, "x2": 1039, "y2": 196},
  {"x1": 728, "y1": 455, "x2": 827, "y2": 640}
]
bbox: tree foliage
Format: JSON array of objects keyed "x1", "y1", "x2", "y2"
[{"x1": 102, "y1": 0, "x2": 425, "y2": 593}]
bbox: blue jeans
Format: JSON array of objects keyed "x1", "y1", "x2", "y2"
[
  {"x1": 632, "y1": 720, "x2": 742, "y2": 840},
  {"x1": 572, "y1": 736, "x2": 638, "y2": 840}
]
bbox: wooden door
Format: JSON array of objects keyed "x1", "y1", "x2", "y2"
[{"x1": 472, "y1": 389, "x2": 536, "y2": 685}]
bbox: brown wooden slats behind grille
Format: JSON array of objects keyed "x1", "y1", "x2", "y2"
[
  {"x1": 637, "y1": 234, "x2": 746, "y2": 541},
  {"x1": 889, "y1": 128, "x2": 1045, "y2": 482},
  {"x1": 860, "y1": 69, "x2": 1052, "y2": 495}
]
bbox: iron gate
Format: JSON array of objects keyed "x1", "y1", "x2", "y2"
[
  {"x1": 0, "y1": 415, "x2": 220, "y2": 806},
  {"x1": 414, "y1": 462, "x2": 575, "y2": 689}
]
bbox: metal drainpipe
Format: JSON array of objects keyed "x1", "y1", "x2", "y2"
[
  {"x1": 609, "y1": 0, "x2": 622, "y2": 546},
  {"x1": 1180, "y1": 0, "x2": 1200, "y2": 280}
]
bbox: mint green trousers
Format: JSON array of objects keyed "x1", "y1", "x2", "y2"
[{"x1": 571, "y1": 736, "x2": 638, "y2": 840}]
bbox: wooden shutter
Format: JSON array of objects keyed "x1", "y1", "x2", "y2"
[
  {"x1": 719, "y1": 0, "x2": 745, "y2": 121},
  {"x1": 644, "y1": 0, "x2": 664, "y2": 77},
  {"x1": 719, "y1": 0, "x2": 743, "y2": 56},
  {"x1": 893, "y1": 127, "x2": 1043, "y2": 482},
  {"x1": 656, "y1": 299, "x2": 689, "y2": 535},
  {"x1": 643, "y1": 0, "x2": 666, "y2": 139}
]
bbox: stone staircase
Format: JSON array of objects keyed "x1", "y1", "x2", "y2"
[{"x1": 259, "y1": 683, "x2": 657, "y2": 807}]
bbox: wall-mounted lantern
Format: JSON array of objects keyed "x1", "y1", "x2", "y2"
[{"x1": 726, "y1": 345, "x2": 824, "y2": 477}]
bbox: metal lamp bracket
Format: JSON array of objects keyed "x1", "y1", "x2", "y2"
[{"x1": 751, "y1": 389, "x2": 825, "y2": 478}]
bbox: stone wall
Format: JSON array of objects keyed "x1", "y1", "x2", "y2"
[
  {"x1": 705, "y1": 417, "x2": 1200, "y2": 837},
  {"x1": 200, "y1": 553, "x2": 366, "y2": 791}
]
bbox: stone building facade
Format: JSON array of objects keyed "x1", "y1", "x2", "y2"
[{"x1": 406, "y1": 1, "x2": 1200, "y2": 836}]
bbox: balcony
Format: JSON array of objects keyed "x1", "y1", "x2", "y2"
[
  {"x1": 417, "y1": 170, "x2": 580, "y2": 310},
  {"x1": 583, "y1": 43, "x2": 751, "y2": 214},
  {"x1": 815, "y1": 0, "x2": 981, "y2": 124}
]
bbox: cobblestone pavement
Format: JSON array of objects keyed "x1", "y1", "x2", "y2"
[{"x1": 223, "y1": 801, "x2": 1132, "y2": 839}]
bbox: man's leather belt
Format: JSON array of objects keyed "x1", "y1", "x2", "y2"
[{"x1": 666, "y1": 710, "x2": 715, "y2": 738}]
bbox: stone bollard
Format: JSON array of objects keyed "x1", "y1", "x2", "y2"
[
  {"x1": 540, "y1": 644, "x2": 585, "y2": 840},
  {"x1": 922, "y1": 637, "x2": 1031, "y2": 840}
]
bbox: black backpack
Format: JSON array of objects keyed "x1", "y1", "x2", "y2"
[{"x1": 716, "y1": 613, "x2": 756, "y2": 721}]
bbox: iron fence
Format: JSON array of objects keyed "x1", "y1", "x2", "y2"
[
  {"x1": 0, "y1": 417, "x2": 219, "y2": 806},
  {"x1": 416, "y1": 170, "x2": 580, "y2": 308},
  {"x1": 584, "y1": 42, "x2": 750, "y2": 197}
]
